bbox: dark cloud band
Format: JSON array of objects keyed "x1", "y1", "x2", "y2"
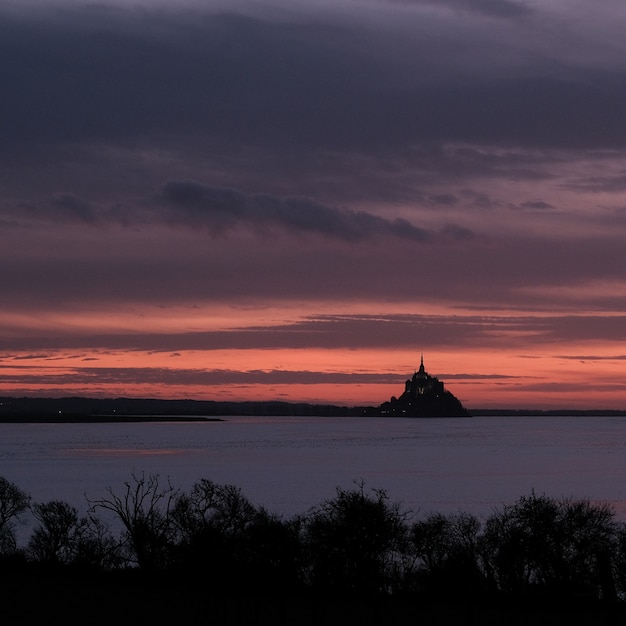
[{"x1": 159, "y1": 180, "x2": 430, "y2": 241}]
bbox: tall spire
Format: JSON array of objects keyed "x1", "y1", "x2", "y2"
[{"x1": 418, "y1": 353, "x2": 425, "y2": 374}]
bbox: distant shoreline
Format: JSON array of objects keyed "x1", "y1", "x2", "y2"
[
  {"x1": 0, "y1": 414, "x2": 223, "y2": 423},
  {"x1": 1, "y1": 396, "x2": 626, "y2": 421},
  {"x1": 470, "y1": 408, "x2": 626, "y2": 417}
]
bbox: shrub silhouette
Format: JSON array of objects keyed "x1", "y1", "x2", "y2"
[
  {"x1": 27, "y1": 500, "x2": 121, "y2": 570},
  {"x1": 303, "y1": 481, "x2": 409, "y2": 595},
  {"x1": 481, "y1": 491, "x2": 617, "y2": 598},
  {"x1": 171, "y1": 479, "x2": 259, "y2": 584},
  {"x1": 173, "y1": 478, "x2": 257, "y2": 541},
  {"x1": 0, "y1": 477, "x2": 30, "y2": 555},
  {"x1": 409, "y1": 511, "x2": 485, "y2": 597},
  {"x1": 236, "y1": 507, "x2": 305, "y2": 592},
  {"x1": 171, "y1": 479, "x2": 304, "y2": 590},
  {"x1": 87, "y1": 471, "x2": 179, "y2": 571}
]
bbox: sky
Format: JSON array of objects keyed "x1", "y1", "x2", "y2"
[{"x1": 2, "y1": 0, "x2": 626, "y2": 410}]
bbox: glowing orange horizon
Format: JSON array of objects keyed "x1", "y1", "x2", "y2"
[
  {"x1": 1, "y1": 342, "x2": 625, "y2": 410},
  {"x1": 2, "y1": 293, "x2": 626, "y2": 410}
]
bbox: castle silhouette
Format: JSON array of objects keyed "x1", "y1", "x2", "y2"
[{"x1": 364, "y1": 356, "x2": 470, "y2": 417}]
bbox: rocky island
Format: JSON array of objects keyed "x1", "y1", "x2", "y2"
[{"x1": 363, "y1": 356, "x2": 470, "y2": 417}]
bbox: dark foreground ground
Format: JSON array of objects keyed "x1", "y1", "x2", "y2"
[{"x1": 2, "y1": 568, "x2": 624, "y2": 626}]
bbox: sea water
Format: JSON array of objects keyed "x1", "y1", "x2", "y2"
[{"x1": 2, "y1": 415, "x2": 626, "y2": 526}]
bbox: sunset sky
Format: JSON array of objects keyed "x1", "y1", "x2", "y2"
[{"x1": 2, "y1": 0, "x2": 626, "y2": 410}]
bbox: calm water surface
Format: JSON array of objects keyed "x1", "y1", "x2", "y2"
[{"x1": 2, "y1": 415, "x2": 626, "y2": 521}]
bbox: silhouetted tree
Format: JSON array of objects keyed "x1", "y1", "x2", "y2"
[
  {"x1": 172, "y1": 478, "x2": 268, "y2": 586},
  {"x1": 611, "y1": 524, "x2": 626, "y2": 601},
  {"x1": 237, "y1": 507, "x2": 306, "y2": 591},
  {"x1": 88, "y1": 472, "x2": 179, "y2": 571},
  {"x1": 28, "y1": 500, "x2": 89, "y2": 565},
  {"x1": 73, "y1": 514, "x2": 124, "y2": 571},
  {"x1": 303, "y1": 481, "x2": 409, "y2": 595},
  {"x1": 482, "y1": 492, "x2": 617, "y2": 598},
  {"x1": 0, "y1": 477, "x2": 30, "y2": 554},
  {"x1": 558, "y1": 498, "x2": 618, "y2": 598},
  {"x1": 483, "y1": 492, "x2": 563, "y2": 592},
  {"x1": 409, "y1": 511, "x2": 485, "y2": 596},
  {"x1": 173, "y1": 478, "x2": 257, "y2": 541}
]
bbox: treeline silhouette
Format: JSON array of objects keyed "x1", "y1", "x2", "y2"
[
  {"x1": 0, "y1": 396, "x2": 363, "y2": 420},
  {"x1": 1, "y1": 474, "x2": 625, "y2": 625}
]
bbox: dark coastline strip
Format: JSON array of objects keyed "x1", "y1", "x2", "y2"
[{"x1": 0, "y1": 413, "x2": 222, "y2": 423}]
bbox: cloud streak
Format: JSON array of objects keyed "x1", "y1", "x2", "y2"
[{"x1": 158, "y1": 181, "x2": 431, "y2": 241}]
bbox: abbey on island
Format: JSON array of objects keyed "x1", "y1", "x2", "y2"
[{"x1": 364, "y1": 356, "x2": 470, "y2": 418}]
